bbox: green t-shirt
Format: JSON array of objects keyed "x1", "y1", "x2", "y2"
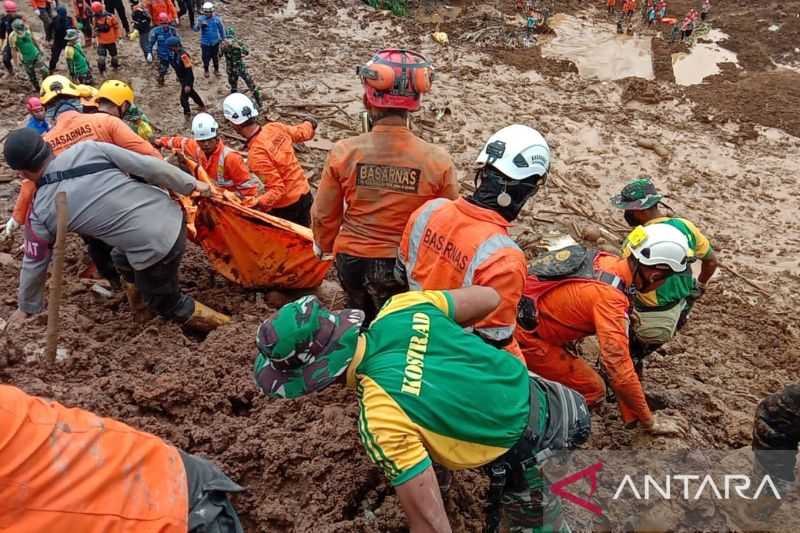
[{"x1": 346, "y1": 290, "x2": 533, "y2": 486}]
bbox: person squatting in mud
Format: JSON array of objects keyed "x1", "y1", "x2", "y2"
[
  {"x1": 253, "y1": 286, "x2": 591, "y2": 532},
  {"x1": 609, "y1": 177, "x2": 718, "y2": 374},
  {"x1": 311, "y1": 48, "x2": 458, "y2": 325},
  {"x1": 397, "y1": 125, "x2": 550, "y2": 361},
  {"x1": 2, "y1": 127, "x2": 231, "y2": 333},
  {"x1": 0, "y1": 384, "x2": 244, "y2": 532}
]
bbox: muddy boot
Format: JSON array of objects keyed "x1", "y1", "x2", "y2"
[
  {"x1": 124, "y1": 282, "x2": 155, "y2": 323},
  {"x1": 183, "y1": 301, "x2": 231, "y2": 332}
]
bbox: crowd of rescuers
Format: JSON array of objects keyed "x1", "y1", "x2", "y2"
[{"x1": 5, "y1": 44, "x2": 791, "y2": 533}]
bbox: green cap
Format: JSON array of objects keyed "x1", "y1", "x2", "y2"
[
  {"x1": 254, "y1": 296, "x2": 364, "y2": 399},
  {"x1": 610, "y1": 177, "x2": 663, "y2": 210}
]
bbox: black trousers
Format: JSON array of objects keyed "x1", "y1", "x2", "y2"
[
  {"x1": 268, "y1": 191, "x2": 312, "y2": 227},
  {"x1": 48, "y1": 40, "x2": 65, "y2": 72},
  {"x1": 334, "y1": 253, "x2": 407, "y2": 325},
  {"x1": 111, "y1": 223, "x2": 195, "y2": 322},
  {"x1": 177, "y1": 0, "x2": 195, "y2": 27},
  {"x1": 179, "y1": 83, "x2": 205, "y2": 114},
  {"x1": 200, "y1": 43, "x2": 219, "y2": 73},
  {"x1": 2, "y1": 43, "x2": 12, "y2": 73},
  {"x1": 81, "y1": 236, "x2": 121, "y2": 289},
  {"x1": 180, "y1": 451, "x2": 244, "y2": 533},
  {"x1": 103, "y1": 0, "x2": 130, "y2": 32}
]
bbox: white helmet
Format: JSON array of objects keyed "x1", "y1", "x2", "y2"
[
  {"x1": 223, "y1": 92, "x2": 258, "y2": 125},
  {"x1": 475, "y1": 124, "x2": 550, "y2": 181},
  {"x1": 201, "y1": 1, "x2": 213, "y2": 12},
  {"x1": 627, "y1": 223, "x2": 693, "y2": 273},
  {"x1": 191, "y1": 112, "x2": 219, "y2": 141}
]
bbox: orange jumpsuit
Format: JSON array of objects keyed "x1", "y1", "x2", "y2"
[
  {"x1": 159, "y1": 136, "x2": 261, "y2": 198},
  {"x1": 398, "y1": 197, "x2": 526, "y2": 359},
  {"x1": 145, "y1": 0, "x2": 176, "y2": 24},
  {"x1": 311, "y1": 121, "x2": 458, "y2": 258},
  {"x1": 246, "y1": 121, "x2": 315, "y2": 211},
  {"x1": 92, "y1": 13, "x2": 120, "y2": 44},
  {"x1": 12, "y1": 110, "x2": 162, "y2": 225},
  {"x1": 0, "y1": 385, "x2": 188, "y2": 531},
  {"x1": 514, "y1": 254, "x2": 653, "y2": 426}
]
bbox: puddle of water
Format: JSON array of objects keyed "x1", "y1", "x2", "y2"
[
  {"x1": 672, "y1": 29, "x2": 738, "y2": 86},
  {"x1": 541, "y1": 14, "x2": 654, "y2": 81}
]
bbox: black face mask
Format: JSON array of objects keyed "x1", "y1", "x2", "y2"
[
  {"x1": 468, "y1": 167, "x2": 542, "y2": 222},
  {"x1": 624, "y1": 210, "x2": 640, "y2": 227}
]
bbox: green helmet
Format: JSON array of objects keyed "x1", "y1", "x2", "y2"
[
  {"x1": 11, "y1": 18, "x2": 25, "y2": 31},
  {"x1": 254, "y1": 296, "x2": 364, "y2": 399},
  {"x1": 610, "y1": 177, "x2": 663, "y2": 210}
]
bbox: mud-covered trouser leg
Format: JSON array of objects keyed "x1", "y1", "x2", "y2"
[
  {"x1": 23, "y1": 56, "x2": 47, "y2": 90},
  {"x1": 752, "y1": 384, "x2": 800, "y2": 486},
  {"x1": 81, "y1": 236, "x2": 121, "y2": 289},
  {"x1": 111, "y1": 223, "x2": 195, "y2": 321},
  {"x1": 502, "y1": 461, "x2": 568, "y2": 533},
  {"x1": 2, "y1": 44, "x2": 13, "y2": 73},
  {"x1": 180, "y1": 450, "x2": 244, "y2": 533},
  {"x1": 266, "y1": 191, "x2": 312, "y2": 226},
  {"x1": 334, "y1": 253, "x2": 408, "y2": 325},
  {"x1": 239, "y1": 67, "x2": 262, "y2": 106},
  {"x1": 97, "y1": 43, "x2": 108, "y2": 72},
  {"x1": 138, "y1": 29, "x2": 150, "y2": 58},
  {"x1": 226, "y1": 63, "x2": 238, "y2": 92}
]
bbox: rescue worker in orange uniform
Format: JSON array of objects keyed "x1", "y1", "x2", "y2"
[
  {"x1": 311, "y1": 48, "x2": 458, "y2": 324},
  {"x1": 5, "y1": 75, "x2": 162, "y2": 293},
  {"x1": 222, "y1": 92, "x2": 316, "y2": 225},
  {"x1": 90, "y1": 1, "x2": 121, "y2": 74},
  {"x1": 157, "y1": 112, "x2": 261, "y2": 200},
  {"x1": 397, "y1": 125, "x2": 549, "y2": 359},
  {"x1": 0, "y1": 384, "x2": 243, "y2": 532},
  {"x1": 515, "y1": 223, "x2": 692, "y2": 435}
]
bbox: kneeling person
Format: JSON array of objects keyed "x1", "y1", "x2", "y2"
[
  {"x1": 3, "y1": 128, "x2": 229, "y2": 331},
  {"x1": 254, "y1": 286, "x2": 591, "y2": 532}
]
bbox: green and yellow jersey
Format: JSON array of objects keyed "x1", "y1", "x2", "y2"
[
  {"x1": 345, "y1": 290, "x2": 538, "y2": 486},
  {"x1": 624, "y1": 216, "x2": 713, "y2": 307}
]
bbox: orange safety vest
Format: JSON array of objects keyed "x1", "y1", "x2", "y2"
[
  {"x1": 398, "y1": 197, "x2": 527, "y2": 357},
  {"x1": 0, "y1": 385, "x2": 188, "y2": 531}
]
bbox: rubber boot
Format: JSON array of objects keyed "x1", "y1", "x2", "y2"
[
  {"x1": 183, "y1": 301, "x2": 230, "y2": 332},
  {"x1": 124, "y1": 282, "x2": 155, "y2": 323}
]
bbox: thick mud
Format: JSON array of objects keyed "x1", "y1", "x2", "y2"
[{"x1": 1, "y1": 0, "x2": 799, "y2": 531}]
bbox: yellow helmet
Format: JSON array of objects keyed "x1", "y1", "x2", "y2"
[
  {"x1": 76, "y1": 84, "x2": 99, "y2": 108},
  {"x1": 97, "y1": 80, "x2": 135, "y2": 107},
  {"x1": 39, "y1": 74, "x2": 82, "y2": 106}
]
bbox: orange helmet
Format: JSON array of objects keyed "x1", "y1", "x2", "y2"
[{"x1": 357, "y1": 48, "x2": 433, "y2": 112}]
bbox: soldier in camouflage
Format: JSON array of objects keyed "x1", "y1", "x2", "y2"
[{"x1": 220, "y1": 27, "x2": 262, "y2": 109}]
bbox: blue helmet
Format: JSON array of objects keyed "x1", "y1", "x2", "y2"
[{"x1": 165, "y1": 36, "x2": 181, "y2": 48}]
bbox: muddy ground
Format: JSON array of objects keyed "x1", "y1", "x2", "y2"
[{"x1": 1, "y1": 0, "x2": 800, "y2": 531}]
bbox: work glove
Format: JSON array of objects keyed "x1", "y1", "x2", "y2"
[
  {"x1": 193, "y1": 180, "x2": 212, "y2": 197},
  {"x1": 312, "y1": 242, "x2": 333, "y2": 261},
  {"x1": 1, "y1": 218, "x2": 20, "y2": 241},
  {"x1": 146, "y1": 52, "x2": 152, "y2": 63}
]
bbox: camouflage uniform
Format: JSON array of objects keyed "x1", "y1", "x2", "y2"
[
  {"x1": 220, "y1": 27, "x2": 262, "y2": 109},
  {"x1": 123, "y1": 103, "x2": 155, "y2": 142}
]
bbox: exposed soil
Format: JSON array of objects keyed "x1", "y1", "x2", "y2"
[{"x1": 1, "y1": 0, "x2": 800, "y2": 531}]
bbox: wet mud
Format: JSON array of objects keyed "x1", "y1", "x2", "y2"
[{"x1": 1, "y1": 0, "x2": 800, "y2": 531}]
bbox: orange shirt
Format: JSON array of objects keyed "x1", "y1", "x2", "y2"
[
  {"x1": 93, "y1": 13, "x2": 121, "y2": 44},
  {"x1": 12, "y1": 110, "x2": 162, "y2": 224},
  {"x1": 246, "y1": 121, "x2": 314, "y2": 211},
  {"x1": 29, "y1": 0, "x2": 48, "y2": 9},
  {"x1": 146, "y1": 0, "x2": 177, "y2": 23},
  {"x1": 0, "y1": 385, "x2": 188, "y2": 531},
  {"x1": 159, "y1": 136, "x2": 260, "y2": 198},
  {"x1": 518, "y1": 254, "x2": 651, "y2": 422},
  {"x1": 399, "y1": 197, "x2": 526, "y2": 358},
  {"x1": 312, "y1": 121, "x2": 458, "y2": 258}
]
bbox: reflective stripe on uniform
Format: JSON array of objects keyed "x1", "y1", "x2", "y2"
[
  {"x1": 404, "y1": 198, "x2": 449, "y2": 290},
  {"x1": 216, "y1": 145, "x2": 263, "y2": 192},
  {"x1": 464, "y1": 233, "x2": 520, "y2": 287}
]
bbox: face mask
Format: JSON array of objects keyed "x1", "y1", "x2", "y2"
[
  {"x1": 624, "y1": 210, "x2": 640, "y2": 227},
  {"x1": 469, "y1": 167, "x2": 542, "y2": 222}
]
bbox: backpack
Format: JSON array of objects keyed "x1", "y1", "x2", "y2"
[{"x1": 517, "y1": 245, "x2": 629, "y2": 330}]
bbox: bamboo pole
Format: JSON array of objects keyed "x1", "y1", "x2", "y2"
[{"x1": 45, "y1": 191, "x2": 68, "y2": 363}]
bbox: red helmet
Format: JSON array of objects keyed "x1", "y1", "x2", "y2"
[
  {"x1": 158, "y1": 12, "x2": 169, "y2": 23},
  {"x1": 26, "y1": 96, "x2": 43, "y2": 112},
  {"x1": 357, "y1": 48, "x2": 434, "y2": 112},
  {"x1": 3, "y1": 1, "x2": 17, "y2": 13},
  {"x1": 91, "y1": 1, "x2": 103, "y2": 13}
]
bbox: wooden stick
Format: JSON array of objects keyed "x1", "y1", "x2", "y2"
[
  {"x1": 222, "y1": 131, "x2": 248, "y2": 143},
  {"x1": 719, "y1": 263, "x2": 770, "y2": 296},
  {"x1": 45, "y1": 192, "x2": 68, "y2": 363}
]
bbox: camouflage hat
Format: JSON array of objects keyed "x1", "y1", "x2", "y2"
[
  {"x1": 254, "y1": 295, "x2": 364, "y2": 399},
  {"x1": 610, "y1": 177, "x2": 663, "y2": 210},
  {"x1": 225, "y1": 27, "x2": 235, "y2": 39}
]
